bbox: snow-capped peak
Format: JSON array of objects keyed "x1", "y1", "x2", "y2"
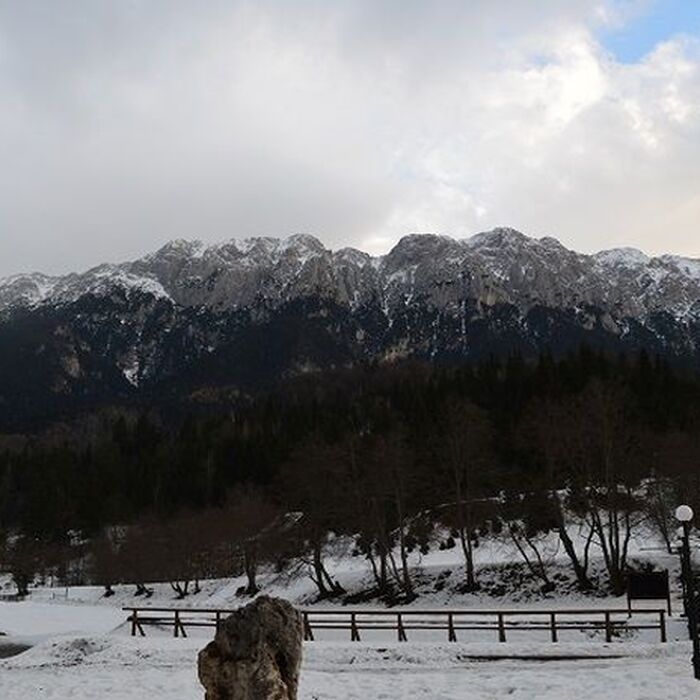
[
  {"x1": 593, "y1": 247, "x2": 650, "y2": 268},
  {"x1": 659, "y1": 254, "x2": 700, "y2": 281},
  {"x1": 146, "y1": 239, "x2": 206, "y2": 261},
  {"x1": 2, "y1": 230, "x2": 700, "y2": 325},
  {"x1": 464, "y1": 227, "x2": 530, "y2": 249}
]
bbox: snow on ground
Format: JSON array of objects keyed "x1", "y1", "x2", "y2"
[
  {"x1": 1, "y1": 519, "x2": 684, "y2": 615},
  {"x1": 1, "y1": 635, "x2": 699, "y2": 700},
  {"x1": 0, "y1": 595, "x2": 696, "y2": 698},
  {"x1": 0, "y1": 599, "x2": 125, "y2": 661},
  {"x1": 3, "y1": 538, "x2": 683, "y2": 616},
  {"x1": 0, "y1": 589, "x2": 694, "y2": 698},
  {"x1": 0, "y1": 602, "x2": 123, "y2": 638},
  {"x1": 0, "y1": 525, "x2": 693, "y2": 697}
]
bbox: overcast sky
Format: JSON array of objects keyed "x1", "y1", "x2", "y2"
[{"x1": 1, "y1": 1, "x2": 699, "y2": 276}]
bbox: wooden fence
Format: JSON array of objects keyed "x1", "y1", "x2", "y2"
[{"x1": 123, "y1": 606, "x2": 668, "y2": 644}]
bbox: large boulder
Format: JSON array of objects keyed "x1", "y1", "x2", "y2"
[{"x1": 198, "y1": 596, "x2": 303, "y2": 700}]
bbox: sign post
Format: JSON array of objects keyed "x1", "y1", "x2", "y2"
[{"x1": 626, "y1": 570, "x2": 671, "y2": 616}]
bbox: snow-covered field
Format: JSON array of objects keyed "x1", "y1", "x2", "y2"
[
  {"x1": 0, "y1": 595, "x2": 698, "y2": 699},
  {"x1": 1, "y1": 631, "x2": 699, "y2": 699},
  {"x1": 1, "y1": 525, "x2": 695, "y2": 698}
]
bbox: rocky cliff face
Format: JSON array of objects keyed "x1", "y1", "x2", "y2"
[{"x1": 1, "y1": 228, "x2": 698, "y2": 427}]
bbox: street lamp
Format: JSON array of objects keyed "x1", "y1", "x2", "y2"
[
  {"x1": 675, "y1": 504, "x2": 700, "y2": 680},
  {"x1": 677, "y1": 505, "x2": 694, "y2": 524},
  {"x1": 677, "y1": 505, "x2": 694, "y2": 622}
]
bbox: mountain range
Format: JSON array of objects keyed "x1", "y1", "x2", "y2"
[{"x1": 1, "y1": 228, "x2": 699, "y2": 428}]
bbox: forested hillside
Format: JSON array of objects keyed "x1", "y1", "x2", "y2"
[
  {"x1": 1, "y1": 348, "x2": 699, "y2": 600},
  {"x1": 3, "y1": 230, "x2": 700, "y2": 431}
]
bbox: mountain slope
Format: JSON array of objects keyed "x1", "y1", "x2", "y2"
[{"x1": 1, "y1": 228, "x2": 699, "y2": 428}]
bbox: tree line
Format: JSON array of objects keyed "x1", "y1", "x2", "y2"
[{"x1": 1, "y1": 348, "x2": 699, "y2": 600}]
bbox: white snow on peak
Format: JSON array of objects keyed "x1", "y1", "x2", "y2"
[
  {"x1": 280, "y1": 233, "x2": 325, "y2": 252},
  {"x1": 2, "y1": 231, "x2": 700, "y2": 323},
  {"x1": 87, "y1": 268, "x2": 171, "y2": 300},
  {"x1": 0, "y1": 273, "x2": 61, "y2": 306},
  {"x1": 659, "y1": 254, "x2": 700, "y2": 281},
  {"x1": 464, "y1": 228, "x2": 530, "y2": 249},
  {"x1": 334, "y1": 247, "x2": 372, "y2": 267},
  {"x1": 231, "y1": 237, "x2": 280, "y2": 256},
  {"x1": 538, "y1": 236, "x2": 568, "y2": 251},
  {"x1": 205, "y1": 234, "x2": 327, "y2": 267},
  {"x1": 0, "y1": 267, "x2": 171, "y2": 310},
  {"x1": 593, "y1": 247, "x2": 650, "y2": 267},
  {"x1": 144, "y1": 239, "x2": 206, "y2": 261}
]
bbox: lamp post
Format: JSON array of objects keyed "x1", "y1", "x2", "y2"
[{"x1": 675, "y1": 504, "x2": 700, "y2": 680}]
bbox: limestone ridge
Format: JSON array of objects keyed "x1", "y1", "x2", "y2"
[
  {"x1": 0, "y1": 228, "x2": 698, "y2": 427},
  {"x1": 3, "y1": 229, "x2": 699, "y2": 321}
]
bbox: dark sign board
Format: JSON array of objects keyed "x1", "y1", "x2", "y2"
[{"x1": 627, "y1": 570, "x2": 671, "y2": 613}]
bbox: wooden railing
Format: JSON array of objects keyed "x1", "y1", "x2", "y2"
[{"x1": 123, "y1": 606, "x2": 668, "y2": 643}]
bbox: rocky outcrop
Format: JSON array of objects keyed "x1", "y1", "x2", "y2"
[
  {"x1": 3, "y1": 229, "x2": 700, "y2": 322},
  {"x1": 198, "y1": 596, "x2": 303, "y2": 700}
]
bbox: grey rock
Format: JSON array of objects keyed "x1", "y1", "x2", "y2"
[
  {"x1": 2, "y1": 228, "x2": 700, "y2": 324},
  {"x1": 198, "y1": 596, "x2": 303, "y2": 700}
]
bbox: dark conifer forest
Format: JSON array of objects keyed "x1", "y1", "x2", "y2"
[{"x1": 1, "y1": 347, "x2": 699, "y2": 599}]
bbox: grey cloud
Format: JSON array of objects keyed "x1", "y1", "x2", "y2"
[{"x1": 0, "y1": 1, "x2": 698, "y2": 276}]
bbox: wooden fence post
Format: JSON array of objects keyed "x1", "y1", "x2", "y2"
[
  {"x1": 171, "y1": 610, "x2": 187, "y2": 638},
  {"x1": 130, "y1": 609, "x2": 145, "y2": 637},
  {"x1": 303, "y1": 612, "x2": 314, "y2": 641},
  {"x1": 350, "y1": 613, "x2": 360, "y2": 642},
  {"x1": 604, "y1": 611, "x2": 612, "y2": 643},
  {"x1": 448, "y1": 612, "x2": 457, "y2": 642},
  {"x1": 550, "y1": 612, "x2": 558, "y2": 643},
  {"x1": 397, "y1": 613, "x2": 407, "y2": 642},
  {"x1": 659, "y1": 610, "x2": 667, "y2": 643},
  {"x1": 497, "y1": 613, "x2": 506, "y2": 643}
]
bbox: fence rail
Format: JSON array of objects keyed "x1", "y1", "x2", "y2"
[{"x1": 123, "y1": 606, "x2": 668, "y2": 644}]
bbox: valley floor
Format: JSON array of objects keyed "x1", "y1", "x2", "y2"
[
  {"x1": 0, "y1": 528, "x2": 693, "y2": 698},
  {"x1": 0, "y1": 597, "x2": 698, "y2": 699},
  {"x1": 1, "y1": 633, "x2": 698, "y2": 700}
]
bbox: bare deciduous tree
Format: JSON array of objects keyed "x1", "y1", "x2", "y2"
[{"x1": 435, "y1": 399, "x2": 492, "y2": 591}]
